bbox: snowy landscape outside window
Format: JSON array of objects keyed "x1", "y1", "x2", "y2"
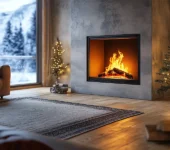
[{"x1": 0, "y1": 0, "x2": 37, "y2": 85}]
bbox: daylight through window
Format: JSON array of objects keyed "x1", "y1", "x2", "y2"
[{"x1": 0, "y1": 0, "x2": 37, "y2": 85}]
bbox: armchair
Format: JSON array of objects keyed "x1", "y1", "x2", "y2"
[{"x1": 0, "y1": 65, "x2": 10, "y2": 99}]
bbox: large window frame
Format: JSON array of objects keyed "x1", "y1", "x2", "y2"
[
  {"x1": 9, "y1": 0, "x2": 42, "y2": 87},
  {"x1": 36, "y1": 0, "x2": 42, "y2": 86}
]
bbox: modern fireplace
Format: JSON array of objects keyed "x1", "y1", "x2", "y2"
[{"x1": 87, "y1": 34, "x2": 140, "y2": 85}]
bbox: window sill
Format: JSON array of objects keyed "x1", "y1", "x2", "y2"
[{"x1": 11, "y1": 83, "x2": 42, "y2": 91}]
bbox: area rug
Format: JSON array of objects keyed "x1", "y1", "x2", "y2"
[{"x1": 0, "y1": 97, "x2": 143, "y2": 139}]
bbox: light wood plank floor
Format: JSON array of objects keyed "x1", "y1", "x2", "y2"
[{"x1": 5, "y1": 87, "x2": 170, "y2": 150}]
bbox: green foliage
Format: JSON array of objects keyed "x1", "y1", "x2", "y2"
[{"x1": 155, "y1": 46, "x2": 170, "y2": 94}]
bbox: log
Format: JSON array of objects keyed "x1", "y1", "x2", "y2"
[
  {"x1": 98, "y1": 68, "x2": 133, "y2": 79},
  {"x1": 98, "y1": 71, "x2": 118, "y2": 77},
  {"x1": 108, "y1": 70, "x2": 117, "y2": 75},
  {"x1": 98, "y1": 72, "x2": 106, "y2": 77},
  {"x1": 113, "y1": 68, "x2": 133, "y2": 79}
]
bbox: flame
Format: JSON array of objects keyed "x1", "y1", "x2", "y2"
[{"x1": 105, "y1": 50, "x2": 128, "y2": 74}]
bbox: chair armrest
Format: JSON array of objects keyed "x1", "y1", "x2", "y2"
[
  {"x1": 0, "y1": 65, "x2": 10, "y2": 81},
  {"x1": 0, "y1": 65, "x2": 11, "y2": 96}
]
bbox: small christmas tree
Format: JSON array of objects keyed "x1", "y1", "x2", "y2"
[
  {"x1": 51, "y1": 39, "x2": 68, "y2": 82},
  {"x1": 155, "y1": 46, "x2": 170, "y2": 95}
]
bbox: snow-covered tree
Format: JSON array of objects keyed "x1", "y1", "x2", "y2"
[
  {"x1": 12, "y1": 23, "x2": 25, "y2": 55},
  {"x1": 2, "y1": 21, "x2": 13, "y2": 55},
  {"x1": 17, "y1": 23, "x2": 25, "y2": 55},
  {"x1": 12, "y1": 27, "x2": 19, "y2": 54}
]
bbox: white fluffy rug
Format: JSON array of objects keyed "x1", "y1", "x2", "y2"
[{"x1": 0, "y1": 97, "x2": 142, "y2": 139}]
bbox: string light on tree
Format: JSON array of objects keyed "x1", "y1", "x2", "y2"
[
  {"x1": 155, "y1": 46, "x2": 170, "y2": 95},
  {"x1": 51, "y1": 38, "x2": 69, "y2": 82}
]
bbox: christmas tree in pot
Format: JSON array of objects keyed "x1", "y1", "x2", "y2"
[
  {"x1": 155, "y1": 46, "x2": 170, "y2": 96},
  {"x1": 50, "y1": 38, "x2": 69, "y2": 94}
]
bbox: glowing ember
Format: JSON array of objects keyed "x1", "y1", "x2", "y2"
[
  {"x1": 105, "y1": 50, "x2": 128, "y2": 75},
  {"x1": 103, "y1": 75, "x2": 128, "y2": 79}
]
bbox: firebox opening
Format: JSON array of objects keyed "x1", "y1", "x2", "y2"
[{"x1": 87, "y1": 34, "x2": 140, "y2": 85}]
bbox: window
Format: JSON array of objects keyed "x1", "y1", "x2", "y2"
[{"x1": 0, "y1": 0, "x2": 39, "y2": 85}]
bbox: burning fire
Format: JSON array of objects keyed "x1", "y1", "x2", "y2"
[
  {"x1": 98, "y1": 50, "x2": 133, "y2": 79},
  {"x1": 105, "y1": 50, "x2": 128, "y2": 74}
]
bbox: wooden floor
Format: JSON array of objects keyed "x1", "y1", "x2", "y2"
[{"x1": 5, "y1": 87, "x2": 170, "y2": 150}]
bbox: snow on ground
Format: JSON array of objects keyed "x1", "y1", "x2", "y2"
[{"x1": 11, "y1": 72, "x2": 36, "y2": 85}]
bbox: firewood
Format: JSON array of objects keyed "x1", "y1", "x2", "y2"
[
  {"x1": 108, "y1": 70, "x2": 117, "y2": 75},
  {"x1": 50, "y1": 83, "x2": 68, "y2": 94},
  {"x1": 98, "y1": 68, "x2": 133, "y2": 79},
  {"x1": 98, "y1": 72, "x2": 106, "y2": 77},
  {"x1": 113, "y1": 68, "x2": 133, "y2": 79}
]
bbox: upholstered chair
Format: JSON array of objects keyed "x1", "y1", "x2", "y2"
[{"x1": 0, "y1": 65, "x2": 11, "y2": 99}]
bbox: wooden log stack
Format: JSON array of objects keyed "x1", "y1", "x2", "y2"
[
  {"x1": 112, "y1": 68, "x2": 133, "y2": 79},
  {"x1": 98, "y1": 67, "x2": 133, "y2": 79},
  {"x1": 98, "y1": 72, "x2": 106, "y2": 77},
  {"x1": 50, "y1": 83, "x2": 68, "y2": 94}
]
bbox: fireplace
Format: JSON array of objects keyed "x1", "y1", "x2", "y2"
[{"x1": 87, "y1": 34, "x2": 140, "y2": 85}]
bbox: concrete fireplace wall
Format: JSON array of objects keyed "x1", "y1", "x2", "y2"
[
  {"x1": 53, "y1": 0, "x2": 71, "y2": 84},
  {"x1": 53, "y1": 0, "x2": 152, "y2": 100},
  {"x1": 70, "y1": 0, "x2": 152, "y2": 100}
]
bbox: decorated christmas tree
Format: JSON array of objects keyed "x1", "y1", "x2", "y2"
[
  {"x1": 51, "y1": 39, "x2": 68, "y2": 83},
  {"x1": 155, "y1": 46, "x2": 170, "y2": 95}
]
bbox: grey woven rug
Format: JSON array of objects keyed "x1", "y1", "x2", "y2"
[{"x1": 0, "y1": 97, "x2": 143, "y2": 139}]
